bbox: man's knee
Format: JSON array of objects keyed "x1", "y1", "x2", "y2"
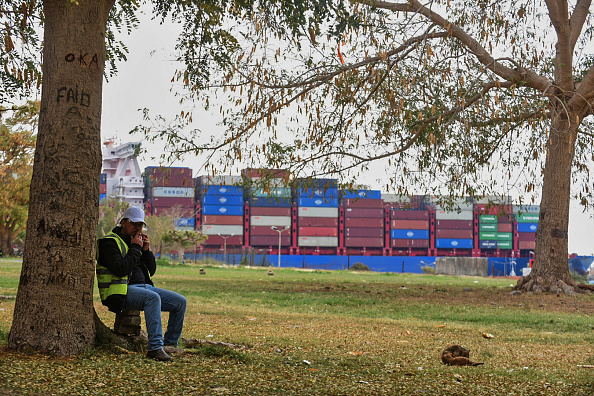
[{"x1": 177, "y1": 295, "x2": 187, "y2": 312}]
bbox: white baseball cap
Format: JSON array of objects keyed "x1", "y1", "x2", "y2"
[{"x1": 122, "y1": 206, "x2": 145, "y2": 224}]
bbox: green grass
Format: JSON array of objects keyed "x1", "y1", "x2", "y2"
[{"x1": 0, "y1": 259, "x2": 593, "y2": 395}]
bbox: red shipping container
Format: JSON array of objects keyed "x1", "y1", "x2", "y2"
[
  {"x1": 518, "y1": 232, "x2": 536, "y2": 242},
  {"x1": 518, "y1": 241, "x2": 536, "y2": 250},
  {"x1": 153, "y1": 206, "x2": 194, "y2": 217},
  {"x1": 298, "y1": 226, "x2": 338, "y2": 237},
  {"x1": 384, "y1": 202, "x2": 422, "y2": 210},
  {"x1": 298, "y1": 217, "x2": 338, "y2": 227},
  {"x1": 251, "y1": 225, "x2": 292, "y2": 236},
  {"x1": 249, "y1": 206, "x2": 291, "y2": 216},
  {"x1": 250, "y1": 235, "x2": 291, "y2": 246},
  {"x1": 345, "y1": 217, "x2": 384, "y2": 228},
  {"x1": 498, "y1": 214, "x2": 513, "y2": 223},
  {"x1": 99, "y1": 184, "x2": 107, "y2": 194},
  {"x1": 344, "y1": 207, "x2": 384, "y2": 218},
  {"x1": 345, "y1": 237, "x2": 384, "y2": 247},
  {"x1": 390, "y1": 210, "x2": 428, "y2": 220},
  {"x1": 497, "y1": 223, "x2": 513, "y2": 233},
  {"x1": 202, "y1": 215, "x2": 244, "y2": 225},
  {"x1": 391, "y1": 239, "x2": 429, "y2": 248},
  {"x1": 151, "y1": 196, "x2": 195, "y2": 208},
  {"x1": 436, "y1": 229, "x2": 473, "y2": 239},
  {"x1": 243, "y1": 168, "x2": 289, "y2": 178},
  {"x1": 435, "y1": 219, "x2": 473, "y2": 229},
  {"x1": 343, "y1": 198, "x2": 384, "y2": 208},
  {"x1": 391, "y1": 219, "x2": 428, "y2": 230},
  {"x1": 146, "y1": 167, "x2": 194, "y2": 187},
  {"x1": 345, "y1": 227, "x2": 384, "y2": 238},
  {"x1": 475, "y1": 204, "x2": 513, "y2": 216},
  {"x1": 203, "y1": 235, "x2": 243, "y2": 246}
]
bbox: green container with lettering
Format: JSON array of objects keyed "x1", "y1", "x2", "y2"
[
  {"x1": 479, "y1": 223, "x2": 497, "y2": 231},
  {"x1": 479, "y1": 232, "x2": 497, "y2": 240},
  {"x1": 497, "y1": 240, "x2": 513, "y2": 249},
  {"x1": 496, "y1": 232, "x2": 513, "y2": 241},
  {"x1": 516, "y1": 213, "x2": 539, "y2": 223},
  {"x1": 479, "y1": 215, "x2": 497, "y2": 223}
]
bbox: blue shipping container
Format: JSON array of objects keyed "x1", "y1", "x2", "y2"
[
  {"x1": 341, "y1": 189, "x2": 382, "y2": 199},
  {"x1": 517, "y1": 223, "x2": 538, "y2": 233},
  {"x1": 436, "y1": 238, "x2": 474, "y2": 248},
  {"x1": 202, "y1": 205, "x2": 244, "y2": 216},
  {"x1": 479, "y1": 240, "x2": 498, "y2": 249},
  {"x1": 249, "y1": 197, "x2": 292, "y2": 207},
  {"x1": 201, "y1": 195, "x2": 244, "y2": 206},
  {"x1": 175, "y1": 217, "x2": 196, "y2": 227},
  {"x1": 297, "y1": 197, "x2": 339, "y2": 208},
  {"x1": 295, "y1": 187, "x2": 340, "y2": 198},
  {"x1": 201, "y1": 185, "x2": 244, "y2": 196},
  {"x1": 391, "y1": 229, "x2": 430, "y2": 240}
]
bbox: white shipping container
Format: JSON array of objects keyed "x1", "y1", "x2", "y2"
[
  {"x1": 152, "y1": 187, "x2": 194, "y2": 198},
  {"x1": 435, "y1": 202, "x2": 474, "y2": 212},
  {"x1": 199, "y1": 175, "x2": 243, "y2": 186},
  {"x1": 249, "y1": 177, "x2": 286, "y2": 187},
  {"x1": 298, "y1": 236, "x2": 339, "y2": 247},
  {"x1": 381, "y1": 194, "x2": 411, "y2": 203},
  {"x1": 473, "y1": 195, "x2": 512, "y2": 204},
  {"x1": 201, "y1": 225, "x2": 244, "y2": 235},
  {"x1": 250, "y1": 215, "x2": 291, "y2": 227},
  {"x1": 513, "y1": 205, "x2": 540, "y2": 214},
  {"x1": 434, "y1": 209, "x2": 474, "y2": 220},
  {"x1": 175, "y1": 226, "x2": 196, "y2": 232},
  {"x1": 297, "y1": 207, "x2": 339, "y2": 218}
]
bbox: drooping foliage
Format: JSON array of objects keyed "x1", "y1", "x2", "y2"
[{"x1": 140, "y1": 0, "x2": 593, "y2": 204}]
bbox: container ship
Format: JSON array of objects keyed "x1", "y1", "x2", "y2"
[{"x1": 134, "y1": 167, "x2": 542, "y2": 260}]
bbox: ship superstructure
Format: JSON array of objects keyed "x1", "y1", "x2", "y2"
[{"x1": 101, "y1": 140, "x2": 144, "y2": 206}]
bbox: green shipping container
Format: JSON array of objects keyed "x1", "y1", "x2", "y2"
[
  {"x1": 516, "y1": 213, "x2": 539, "y2": 223},
  {"x1": 479, "y1": 223, "x2": 497, "y2": 231},
  {"x1": 497, "y1": 240, "x2": 513, "y2": 249},
  {"x1": 496, "y1": 232, "x2": 513, "y2": 241},
  {"x1": 479, "y1": 215, "x2": 498, "y2": 223},
  {"x1": 479, "y1": 232, "x2": 497, "y2": 240}
]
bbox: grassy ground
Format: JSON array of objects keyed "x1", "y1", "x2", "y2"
[{"x1": 0, "y1": 258, "x2": 592, "y2": 395}]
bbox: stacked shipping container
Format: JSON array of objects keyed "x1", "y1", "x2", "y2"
[
  {"x1": 145, "y1": 167, "x2": 195, "y2": 230},
  {"x1": 296, "y1": 179, "x2": 340, "y2": 247},
  {"x1": 100, "y1": 173, "x2": 107, "y2": 202},
  {"x1": 476, "y1": 203, "x2": 514, "y2": 250},
  {"x1": 138, "y1": 166, "x2": 548, "y2": 257},
  {"x1": 246, "y1": 169, "x2": 292, "y2": 247},
  {"x1": 197, "y1": 175, "x2": 245, "y2": 246},
  {"x1": 434, "y1": 201, "x2": 474, "y2": 249},
  {"x1": 514, "y1": 205, "x2": 540, "y2": 251},
  {"x1": 343, "y1": 189, "x2": 384, "y2": 248}
]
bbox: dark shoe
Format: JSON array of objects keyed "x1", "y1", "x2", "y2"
[{"x1": 147, "y1": 348, "x2": 172, "y2": 362}]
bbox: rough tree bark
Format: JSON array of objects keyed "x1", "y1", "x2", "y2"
[
  {"x1": 516, "y1": 111, "x2": 582, "y2": 294},
  {"x1": 8, "y1": 0, "x2": 115, "y2": 355}
]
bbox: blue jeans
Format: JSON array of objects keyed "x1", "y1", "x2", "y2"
[{"x1": 125, "y1": 284, "x2": 187, "y2": 351}]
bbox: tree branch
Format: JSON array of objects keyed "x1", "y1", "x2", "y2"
[
  {"x1": 365, "y1": 0, "x2": 553, "y2": 94},
  {"x1": 569, "y1": 0, "x2": 591, "y2": 50}
]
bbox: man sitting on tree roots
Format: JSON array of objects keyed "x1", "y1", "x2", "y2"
[{"x1": 96, "y1": 206, "x2": 187, "y2": 361}]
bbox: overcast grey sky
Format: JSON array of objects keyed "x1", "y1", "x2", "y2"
[{"x1": 100, "y1": 12, "x2": 594, "y2": 255}]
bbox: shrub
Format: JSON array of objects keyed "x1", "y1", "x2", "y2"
[
  {"x1": 421, "y1": 264, "x2": 436, "y2": 275},
  {"x1": 349, "y1": 262, "x2": 370, "y2": 271}
]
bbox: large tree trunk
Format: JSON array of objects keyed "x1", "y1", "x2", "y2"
[
  {"x1": 8, "y1": 0, "x2": 114, "y2": 355},
  {"x1": 516, "y1": 110, "x2": 581, "y2": 294}
]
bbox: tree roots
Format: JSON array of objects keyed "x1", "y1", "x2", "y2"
[{"x1": 514, "y1": 275, "x2": 589, "y2": 295}]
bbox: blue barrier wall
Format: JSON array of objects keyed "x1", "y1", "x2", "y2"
[{"x1": 184, "y1": 253, "x2": 534, "y2": 276}]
